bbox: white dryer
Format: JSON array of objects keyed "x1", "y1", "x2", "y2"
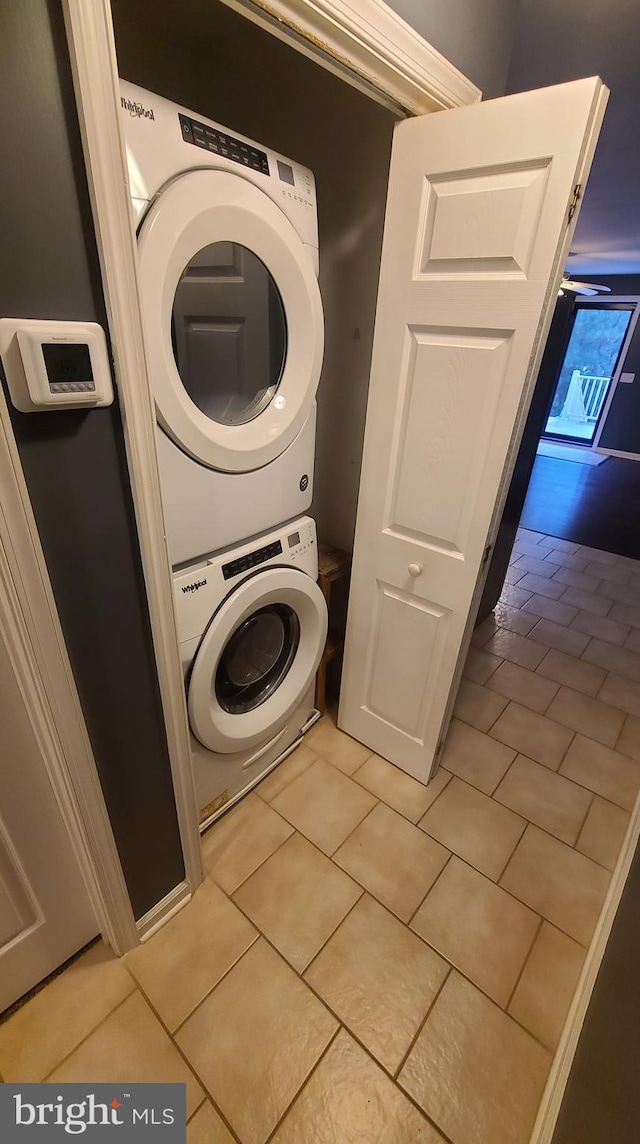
[
  {"x1": 119, "y1": 80, "x2": 324, "y2": 565},
  {"x1": 173, "y1": 517, "x2": 327, "y2": 827}
]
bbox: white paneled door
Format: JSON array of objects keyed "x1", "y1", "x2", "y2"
[
  {"x1": 339, "y1": 78, "x2": 608, "y2": 782},
  {"x1": 0, "y1": 612, "x2": 97, "y2": 1013}
]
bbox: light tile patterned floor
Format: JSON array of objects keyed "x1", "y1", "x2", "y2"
[{"x1": 2, "y1": 529, "x2": 640, "y2": 1143}]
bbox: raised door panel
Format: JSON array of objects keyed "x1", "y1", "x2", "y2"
[{"x1": 340, "y1": 79, "x2": 607, "y2": 782}]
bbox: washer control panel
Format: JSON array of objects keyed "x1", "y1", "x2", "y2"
[
  {"x1": 179, "y1": 113, "x2": 270, "y2": 175},
  {"x1": 174, "y1": 517, "x2": 318, "y2": 644}
]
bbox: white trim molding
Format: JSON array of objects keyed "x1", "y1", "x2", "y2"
[
  {"x1": 62, "y1": 0, "x2": 203, "y2": 909},
  {"x1": 0, "y1": 387, "x2": 138, "y2": 956},
  {"x1": 532, "y1": 786, "x2": 640, "y2": 1144},
  {"x1": 591, "y1": 296, "x2": 640, "y2": 456},
  {"x1": 220, "y1": 0, "x2": 481, "y2": 114}
]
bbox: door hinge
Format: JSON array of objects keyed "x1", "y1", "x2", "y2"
[
  {"x1": 568, "y1": 183, "x2": 582, "y2": 223},
  {"x1": 482, "y1": 543, "x2": 493, "y2": 568}
]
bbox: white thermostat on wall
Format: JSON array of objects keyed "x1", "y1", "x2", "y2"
[{"x1": 0, "y1": 318, "x2": 114, "y2": 412}]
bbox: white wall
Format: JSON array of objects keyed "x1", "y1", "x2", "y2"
[{"x1": 385, "y1": 0, "x2": 521, "y2": 99}]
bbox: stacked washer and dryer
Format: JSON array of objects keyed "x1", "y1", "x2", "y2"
[{"x1": 120, "y1": 81, "x2": 328, "y2": 828}]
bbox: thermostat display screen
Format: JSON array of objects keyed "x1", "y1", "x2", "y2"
[{"x1": 42, "y1": 342, "x2": 95, "y2": 392}]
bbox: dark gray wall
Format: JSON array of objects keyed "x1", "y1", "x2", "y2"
[
  {"x1": 587, "y1": 278, "x2": 640, "y2": 455},
  {"x1": 0, "y1": 0, "x2": 184, "y2": 919},
  {"x1": 507, "y1": 0, "x2": 640, "y2": 275},
  {"x1": 385, "y1": 0, "x2": 521, "y2": 99}
]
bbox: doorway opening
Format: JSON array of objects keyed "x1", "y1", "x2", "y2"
[{"x1": 543, "y1": 300, "x2": 635, "y2": 446}]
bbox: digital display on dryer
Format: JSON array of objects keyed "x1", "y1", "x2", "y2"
[{"x1": 277, "y1": 160, "x2": 295, "y2": 186}]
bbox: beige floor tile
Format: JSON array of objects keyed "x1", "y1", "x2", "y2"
[
  {"x1": 305, "y1": 895, "x2": 448, "y2": 1074},
  {"x1": 187, "y1": 1102, "x2": 235, "y2": 1144},
  {"x1": 483, "y1": 628, "x2": 548, "y2": 669},
  {"x1": 334, "y1": 803, "x2": 449, "y2": 921},
  {"x1": 582, "y1": 638, "x2": 640, "y2": 683},
  {"x1": 512, "y1": 554, "x2": 559, "y2": 579},
  {"x1": 439, "y1": 718, "x2": 516, "y2": 794},
  {"x1": 512, "y1": 538, "x2": 552, "y2": 560},
  {"x1": 560, "y1": 735, "x2": 640, "y2": 810},
  {"x1": 625, "y1": 627, "x2": 640, "y2": 654},
  {"x1": 509, "y1": 922, "x2": 586, "y2": 1052},
  {"x1": 560, "y1": 586, "x2": 613, "y2": 618},
  {"x1": 453, "y1": 677, "x2": 508, "y2": 731},
  {"x1": 462, "y1": 645, "x2": 503, "y2": 685},
  {"x1": 541, "y1": 549, "x2": 588, "y2": 573},
  {"x1": 521, "y1": 593, "x2": 579, "y2": 626},
  {"x1": 517, "y1": 528, "x2": 551, "y2": 546},
  {"x1": 579, "y1": 545, "x2": 618, "y2": 566},
  {"x1": 571, "y1": 609, "x2": 630, "y2": 647},
  {"x1": 471, "y1": 615, "x2": 498, "y2": 646},
  {"x1": 494, "y1": 755, "x2": 592, "y2": 845},
  {"x1": 609, "y1": 600, "x2": 640, "y2": 630},
  {"x1": 546, "y1": 685, "x2": 625, "y2": 748},
  {"x1": 516, "y1": 572, "x2": 566, "y2": 601},
  {"x1": 617, "y1": 713, "x2": 640, "y2": 762},
  {"x1": 419, "y1": 777, "x2": 525, "y2": 881},
  {"x1": 585, "y1": 560, "x2": 631, "y2": 586},
  {"x1": 0, "y1": 941, "x2": 135, "y2": 1082},
  {"x1": 399, "y1": 972, "x2": 550, "y2": 1144},
  {"x1": 500, "y1": 583, "x2": 534, "y2": 609},
  {"x1": 352, "y1": 753, "x2": 439, "y2": 823},
  {"x1": 256, "y1": 743, "x2": 317, "y2": 802},
  {"x1": 490, "y1": 702, "x2": 574, "y2": 770},
  {"x1": 486, "y1": 659, "x2": 559, "y2": 715},
  {"x1": 599, "y1": 672, "x2": 640, "y2": 716},
  {"x1": 307, "y1": 717, "x2": 372, "y2": 775},
  {"x1": 126, "y1": 881, "x2": 257, "y2": 1031},
  {"x1": 271, "y1": 758, "x2": 376, "y2": 856},
  {"x1": 419, "y1": 766, "x2": 453, "y2": 811},
  {"x1": 494, "y1": 601, "x2": 540, "y2": 635},
  {"x1": 202, "y1": 793, "x2": 293, "y2": 893},
  {"x1": 597, "y1": 579, "x2": 639, "y2": 608},
  {"x1": 49, "y1": 992, "x2": 204, "y2": 1116},
  {"x1": 537, "y1": 648, "x2": 606, "y2": 698},
  {"x1": 177, "y1": 940, "x2": 337, "y2": 1144},
  {"x1": 500, "y1": 825, "x2": 610, "y2": 946},
  {"x1": 273, "y1": 1029, "x2": 443, "y2": 1144},
  {"x1": 233, "y1": 833, "x2": 361, "y2": 971},
  {"x1": 576, "y1": 797, "x2": 630, "y2": 870},
  {"x1": 552, "y1": 566, "x2": 601, "y2": 594},
  {"x1": 504, "y1": 564, "x2": 528, "y2": 586},
  {"x1": 411, "y1": 858, "x2": 538, "y2": 1007},
  {"x1": 528, "y1": 618, "x2": 590, "y2": 657},
  {"x1": 545, "y1": 536, "x2": 580, "y2": 555}
]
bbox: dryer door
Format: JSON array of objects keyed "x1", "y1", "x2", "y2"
[
  {"x1": 137, "y1": 170, "x2": 324, "y2": 473},
  {"x1": 188, "y1": 567, "x2": 327, "y2": 753}
]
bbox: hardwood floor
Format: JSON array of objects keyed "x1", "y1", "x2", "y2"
[{"x1": 520, "y1": 455, "x2": 640, "y2": 559}]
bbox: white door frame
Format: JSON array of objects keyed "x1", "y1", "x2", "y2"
[
  {"x1": 54, "y1": 5, "x2": 620, "y2": 1139},
  {"x1": 0, "y1": 386, "x2": 138, "y2": 956},
  {"x1": 590, "y1": 296, "x2": 640, "y2": 458},
  {"x1": 59, "y1": 0, "x2": 479, "y2": 941}
]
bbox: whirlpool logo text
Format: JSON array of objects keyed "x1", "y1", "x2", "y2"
[{"x1": 0, "y1": 1084, "x2": 186, "y2": 1142}]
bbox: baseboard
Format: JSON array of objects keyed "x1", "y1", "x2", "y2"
[{"x1": 136, "y1": 881, "x2": 191, "y2": 943}]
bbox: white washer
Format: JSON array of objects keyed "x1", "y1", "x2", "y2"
[
  {"x1": 120, "y1": 80, "x2": 324, "y2": 566},
  {"x1": 174, "y1": 517, "x2": 327, "y2": 828}
]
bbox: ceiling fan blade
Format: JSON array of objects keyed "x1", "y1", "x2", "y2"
[{"x1": 561, "y1": 278, "x2": 612, "y2": 294}]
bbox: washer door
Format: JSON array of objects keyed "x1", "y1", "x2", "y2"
[
  {"x1": 137, "y1": 170, "x2": 324, "y2": 473},
  {"x1": 188, "y1": 567, "x2": 327, "y2": 753}
]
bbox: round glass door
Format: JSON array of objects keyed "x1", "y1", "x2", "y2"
[
  {"x1": 215, "y1": 603, "x2": 300, "y2": 714},
  {"x1": 172, "y1": 241, "x2": 287, "y2": 427}
]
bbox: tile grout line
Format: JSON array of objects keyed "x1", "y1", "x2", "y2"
[
  {"x1": 262, "y1": 1023, "x2": 343, "y2": 1144},
  {"x1": 40, "y1": 990, "x2": 137, "y2": 1083},
  {"x1": 504, "y1": 914, "x2": 544, "y2": 1014},
  {"x1": 120, "y1": 964, "x2": 244, "y2": 1144}
]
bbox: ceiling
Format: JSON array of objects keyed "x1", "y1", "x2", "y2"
[{"x1": 506, "y1": 0, "x2": 640, "y2": 277}]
